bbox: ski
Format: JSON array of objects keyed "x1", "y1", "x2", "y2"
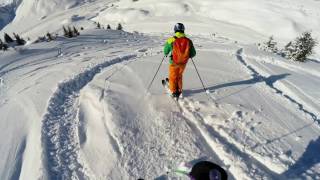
[
  {"x1": 162, "y1": 78, "x2": 179, "y2": 101},
  {"x1": 161, "y1": 78, "x2": 183, "y2": 112}
]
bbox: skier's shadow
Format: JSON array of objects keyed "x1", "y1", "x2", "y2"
[
  {"x1": 184, "y1": 73, "x2": 290, "y2": 99},
  {"x1": 281, "y1": 136, "x2": 320, "y2": 178}
]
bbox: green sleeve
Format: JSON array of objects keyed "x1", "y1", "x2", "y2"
[
  {"x1": 164, "y1": 42, "x2": 172, "y2": 56},
  {"x1": 190, "y1": 40, "x2": 196, "y2": 58}
]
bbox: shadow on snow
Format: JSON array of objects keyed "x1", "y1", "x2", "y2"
[
  {"x1": 282, "y1": 136, "x2": 320, "y2": 178},
  {"x1": 184, "y1": 73, "x2": 290, "y2": 100}
]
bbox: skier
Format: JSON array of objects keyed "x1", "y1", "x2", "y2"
[{"x1": 164, "y1": 23, "x2": 196, "y2": 98}]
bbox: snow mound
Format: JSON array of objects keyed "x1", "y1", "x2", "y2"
[
  {"x1": 0, "y1": 0, "x2": 91, "y2": 37},
  {"x1": 15, "y1": 0, "x2": 83, "y2": 18}
]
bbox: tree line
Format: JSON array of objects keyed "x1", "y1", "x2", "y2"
[
  {"x1": 1, "y1": 22, "x2": 125, "y2": 52},
  {"x1": 259, "y1": 31, "x2": 317, "y2": 62}
]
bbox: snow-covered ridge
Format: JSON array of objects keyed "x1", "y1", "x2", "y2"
[
  {"x1": 0, "y1": 0, "x2": 94, "y2": 37},
  {"x1": 95, "y1": 0, "x2": 320, "y2": 56},
  {"x1": 1, "y1": 0, "x2": 320, "y2": 58}
]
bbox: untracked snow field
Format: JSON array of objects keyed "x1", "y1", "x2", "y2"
[{"x1": 1, "y1": 0, "x2": 320, "y2": 180}]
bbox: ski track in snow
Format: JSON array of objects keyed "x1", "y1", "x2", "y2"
[
  {"x1": 160, "y1": 61, "x2": 276, "y2": 178},
  {"x1": 235, "y1": 48, "x2": 319, "y2": 124},
  {"x1": 41, "y1": 54, "x2": 137, "y2": 180},
  {"x1": 178, "y1": 98, "x2": 278, "y2": 179},
  {"x1": 94, "y1": 64, "x2": 209, "y2": 179},
  {"x1": 161, "y1": 47, "x2": 320, "y2": 179}
]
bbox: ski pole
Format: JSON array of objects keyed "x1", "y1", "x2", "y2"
[
  {"x1": 146, "y1": 56, "x2": 165, "y2": 92},
  {"x1": 191, "y1": 58, "x2": 208, "y2": 93}
]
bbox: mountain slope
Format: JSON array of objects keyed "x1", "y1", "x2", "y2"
[
  {"x1": 1, "y1": 0, "x2": 320, "y2": 57},
  {"x1": 0, "y1": 28, "x2": 319, "y2": 179},
  {"x1": 0, "y1": 0, "x2": 320, "y2": 179}
]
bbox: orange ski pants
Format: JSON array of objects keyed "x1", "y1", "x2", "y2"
[{"x1": 169, "y1": 63, "x2": 186, "y2": 93}]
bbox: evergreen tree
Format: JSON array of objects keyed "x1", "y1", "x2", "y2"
[
  {"x1": 46, "y1": 32, "x2": 54, "y2": 41},
  {"x1": 3, "y1": 43, "x2": 8, "y2": 51},
  {"x1": 261, "y1": 36, "x2": 278, "y2": 53},
  {"x1": 0, "y1": 39, "x2": 3, "y2": 50},
  {"x1": 73, "y1": 26, "x2": 80, "y2": 36},
  {"x1": 68, "y1": 26, "x2": 74, "y2": 38},
  {"x1": 284, "y1": 32, "x2": 317, "y2": 62},
  {"x1": 63, "y1": 26, "x2": 69, "y2": 37},
  {"x1": 4, "y1": 33, "x2": 14, "y2": 43},
  {"x1": 117, "y1": 23, "x2": 123, "y2": 30},
  {"x1": 13, "y1": 33, "x2": 26, "y2": 45},
  {"x1": 107, "y1": 24, "x2": 111, "y2": 30},
  {"x1": 36, "y1": 36, "x2": 46, "y2": 43},
  {"x1": 280, "y1": 41, "x2": 292, "y2": 57}
]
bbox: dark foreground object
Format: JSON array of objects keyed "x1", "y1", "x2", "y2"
[{"x1": 190, "y1": 161, "x2": 228, "y2": 180}]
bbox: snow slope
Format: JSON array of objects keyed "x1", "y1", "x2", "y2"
[
  {"x1": 1, "y1": 0, "x2": 320, "y2": 57},
  {"x1": 1, "y1": 28, "x2": 320, "y2": 179},
  {"x1": 0, "y1": 29, "x2": 154, "y2": 179},
  {"x1": 0, "y1": 0, "x2": 320, "y2": 179},
  {"x1": 94, "y1": 0, "x2": 320, "y2": 57}
]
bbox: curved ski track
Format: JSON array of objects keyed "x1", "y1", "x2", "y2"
[
  {"x1": 177, "y1": 98, "x2": 278, "y2": 179},
  {"x1": 172, "y1": 48, "x2": 320, "y2": 179},
  {"x1": 235, "y1": 48, "x2": 319, "y2": 124},
  {"x1": 41, "y1": 54, "x2": 137, "y2": 180}
]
